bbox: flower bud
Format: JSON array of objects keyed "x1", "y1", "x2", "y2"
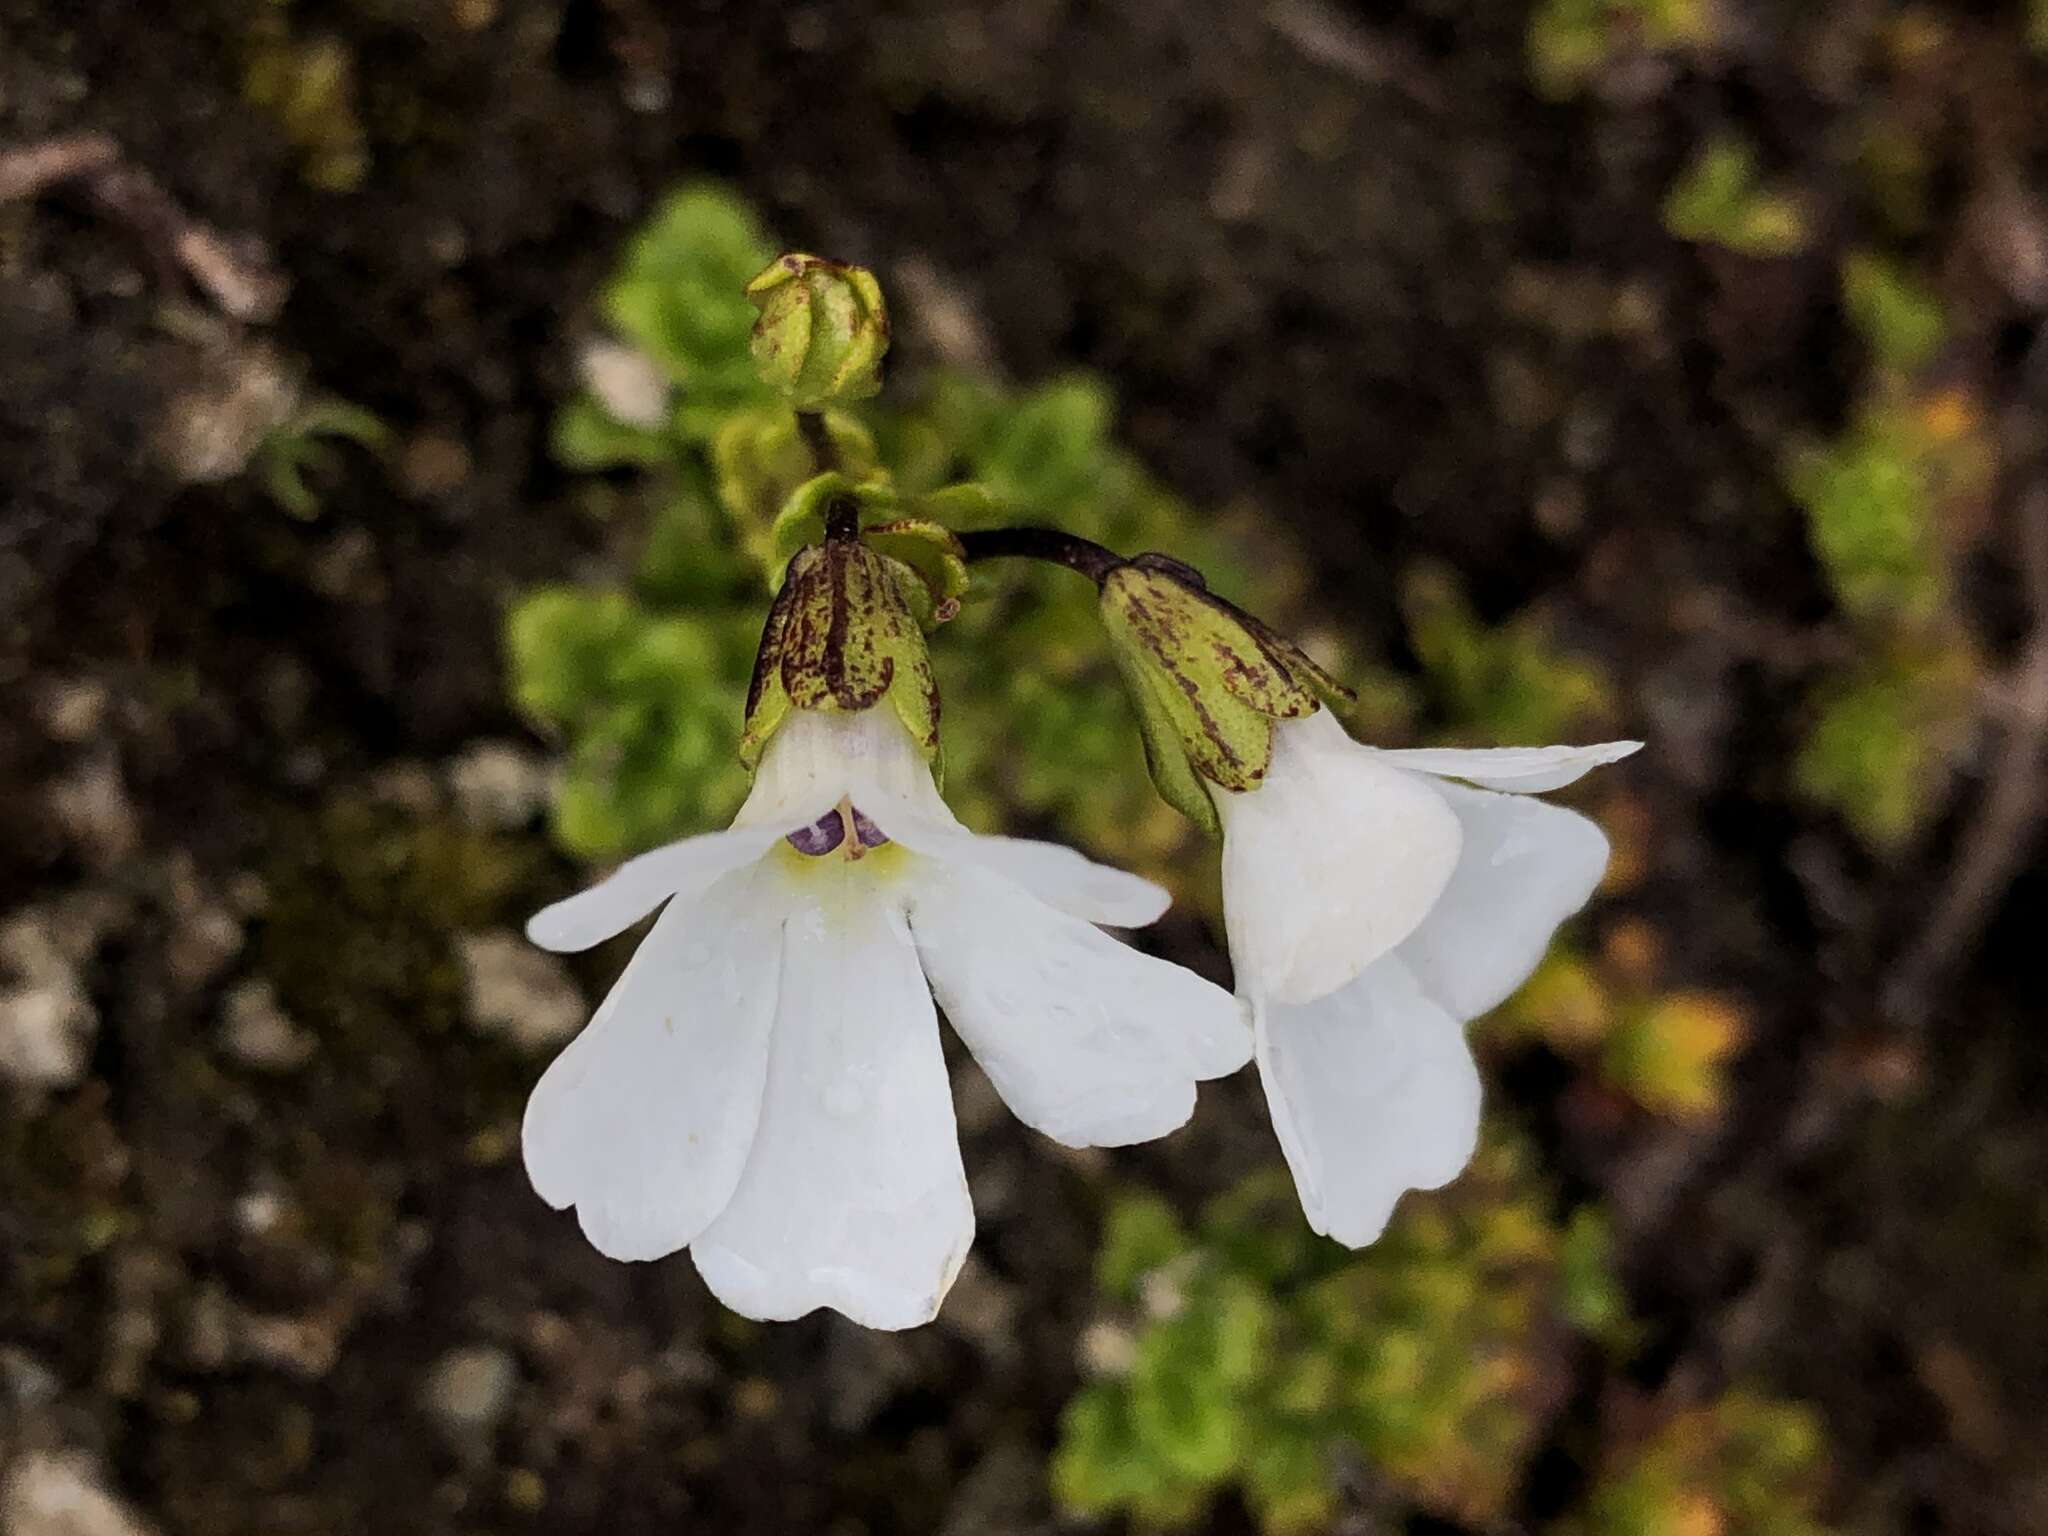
[
  {"x1": 1098, "y1": 556, "x2": 1354, "y2": 835},
  {"x1": 745, "y1": 253, "x2": 890, "y2": 411}
]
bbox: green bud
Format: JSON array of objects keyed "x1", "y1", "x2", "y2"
[
  {"x1": 740, "y1": 537, "x2": 941, "y2": 772},
  {"x1": 1098, "y1": 556, "x2": 1355, "y2": 835},
  {"x1": 745, "y1": 253, "x2": 890, "y2": 411}
]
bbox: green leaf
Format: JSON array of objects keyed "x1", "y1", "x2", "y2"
[
  {"x1": 551, "y1": 394, "x2": 674, "y2": 471},
  {"x1": 1663, "y1": 137, "x2": 1809, "y2": 259},
  {"x1": 1096, "y1": 1194, "x2": 1193, "y2": 1303},
  {"x1": 1841, "y1": 249, "x2": 1946, "y2": 375}
]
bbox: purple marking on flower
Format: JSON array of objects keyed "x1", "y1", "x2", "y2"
[
  {"x1": 786, "y1": 809, "x2": 847, "y2": 857},
  {"x1": 850, "y1": 806, "x2": 890, "y2": 848}
]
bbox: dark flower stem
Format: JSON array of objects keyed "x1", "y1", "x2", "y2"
[{"x1": 957, "y1": 527, "x2": 1126, "y2": 587}]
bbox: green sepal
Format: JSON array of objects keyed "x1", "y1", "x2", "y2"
[
  {"x1": 1220, "y1": 597, "x2": 1360, "y2": 715},
  {"x1": 1114, "y1": 558, "x2": 1321, "y2": 725},
  {"x1": 738, "y1": 576, "x2": 798, "y2": 769},
  {"x1": 766, "y1": 477, "x2": 967, "y2": 628},
  {"x1": 915, "y1": 482, "x2": 999, "y2": 530},
  {"x1": 745, "y1": 253, "x2": 891, "y2": 411},
  {"x1": 740, "y1": 540, "x2": 941, "y2": 769},
  {"x1": 860, "y1": 518, "x2": 968, "y2": 627},
  {"x1": 1099, "y1": 558, "x2": 1364, "y2": 828},
  {"x1": 767, "y1": 472, "x2": 878, "y2": 570},
  {"x1": 1109, "y1": 639, "x2": 1225, "y2": 838},
  {"x1": 1100, "y1": 563, "x2": 1301, "y2": 794}
]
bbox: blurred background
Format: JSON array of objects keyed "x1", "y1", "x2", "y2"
[{"x1": 3, "y1": 2, "x2": 2045, "y2": 1533}]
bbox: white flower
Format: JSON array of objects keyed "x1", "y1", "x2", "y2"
[
  {"x1": 1212, "y1": 709, "x2": 1640, "y2": 1245},
  {"x1": 521, "y1": 707, "x2": 1250, "y2": 1330}
]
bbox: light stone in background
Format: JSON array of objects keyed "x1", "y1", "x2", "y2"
[
  {"x1": 0, "y1": 1450, "x2": 158, "y2": 1536},
  {"x1": 216, "y1": 979, "x2": 316, "y2": 1073},
  {"x1": 0, "y1": 910, "x2": 99, "y2": 1092},
  {"x1": 447, "y1": 741, "x2": 552, "y2": 831},
  {"x1": 456, "y1": 931, "x2": 584, "y2": 1053}
]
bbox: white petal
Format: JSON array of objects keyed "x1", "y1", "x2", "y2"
[
  {"x1": 769, "y1": 710, "x2": 1173, "y2": 930},
  {"x1": 1213, "y1": 710, "x2": 1463, "y2": 1006},
  {"x1": 907, "y1": 863, "x2": 1248, "y2": 1149},
  {"x1": 692, "y1": 868, "x2": 972, "y2": 1330},
  {"x1": 1395, "y1": 782, "x2": 1611, "y2": 1021},
  {"x1": 522, "y1": 868, "x2": 784, "y2": 1261},
  {"x1": 1253, "y1": 956, "x2": 1480, "y2": 1248},
  {"x1": 911, "y1": 834, "x2": 1170, "y2": 928},
  {"x1": 1372, "y1": 740, "x2": 1642, "y2": 794},
  {"x1": 524, "y1": 822, "x2": 795, "y2": 953},
  {"x1": 734, "y1": 707, "x2": 947, "y2": 829},
  {"x1": 528, "y1": 707, "x2": 945, "y2": 955}
]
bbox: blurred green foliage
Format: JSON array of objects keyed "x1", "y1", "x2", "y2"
[
  {"x1": 1528, "y1": 0, "x2": 1711, "y2": 99},
  {"x1": 1053, "y1": 1143, "x2": 1603, "y2": 1531},
  {"x1": 1490, "y1": 937, "x2": 1750, "y2": 1120},
  {"x1": 1564, "y1": 1393, "x2": 1834, "y2": 1536},
  {"x1": 258, "y1": 399, "x2": 392, "y2": 520},
  {"x1": 1662, "y1": 138, "x2": 1809, "y2": 259},
  {"x1": 1794, "y1": 648, "x2": 1977, "y2": 851},
  {"x1": 1788, "y1": 405, "x2": 1952, "y2": 627},
  {"x1": 1783, "y1": 252, "x2": 1988, "y2": 849},
  {"x1": 242, "y1": 2, "x2": 369, "y2": 192},
  {"x1": 1841, "y1": 250, "x2": 1947, "y2": 376},
  {"x1": 1056, "y1": 1160, "x2": 1833, "y2": 1533},
  {"x1": 1402, "y1": 563, "x2": 1616, "y2": 744}
]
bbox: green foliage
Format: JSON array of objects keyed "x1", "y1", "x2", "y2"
[
  {"x1": 1558, "y1": 1207, "x2": 1632, "y2": 1346},
  {"x1": 1489, "y1": 941, "x2": 1750, "y2": 1120},
  {"x1": 1402, "y1": 563, "x2": 1616, "y2": 744},
  {"x1": 1786, "y1": 404, "x2": 1955, "y2": 626},
  {"x1": 1784, "y1": 246, "x2": 1985, "y2": 851},
  {"x1": 1794, "y1": 647, "x2": 1975, "y2": 850},
  {"x1": 1528, "y1": 0, "x2": 1711, "y2": 99},
  {"x1": 1054, "y1": 1147, "x2": 1620, "y2": 1531},
  {"x1": 2033, "y1": 0, "x2": 2048, "y2": 56},
  {"x1": 601, "y1": 183, "x2": 779, "y2": 438},
  {"x1": 258, "y1": 399, "x2": 391, "y2": 520},
  {"x1": 242, "y1": 4, "x2": 368, "y2": 192},
  {"x1": 506, "y1": 589, "x2": 758, "y2": 858},
  {"x1": 1602, "y1": 991, "x2": 1750, "y2": 1119},
  {"x1": 1841, "y1": 250, "x2": 1946, "y2": 376},
  {"x1": 1662, "y1": 138, "x2": 1809, "y2": 259},
  {"x1": 1565, "y1": 1392, "x2": 1834, "y2": 1536}
]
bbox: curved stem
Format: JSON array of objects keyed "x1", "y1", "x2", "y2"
[{"x1": 957, "y1": 526, "x2": 1126, "y2": 586}]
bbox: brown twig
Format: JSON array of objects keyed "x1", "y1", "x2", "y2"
[
  {"x1": 0, "y1": 133, "x2": 287, "y2": 322},
  {"x1": 0, "y1": 133, "x2": 119, "y2": 201},
  {"x1": 1881, "y1": 485, "x2": 2048, "y2": 1024}
]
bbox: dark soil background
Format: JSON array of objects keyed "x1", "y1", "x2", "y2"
[{"x1": 3, "y1": 2, "x2": 2046, "y2": 1534}]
